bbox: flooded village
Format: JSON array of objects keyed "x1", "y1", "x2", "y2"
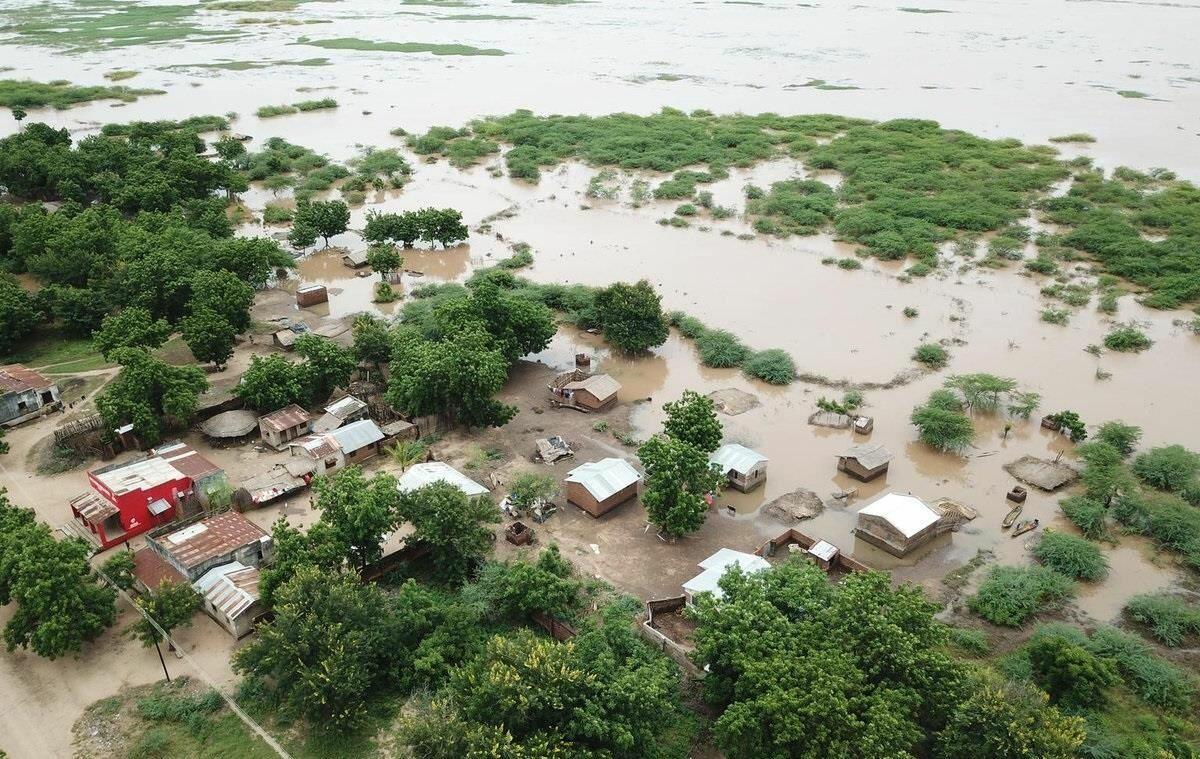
[{"x1": 1, "y1": 0, "x2": 1199, "y2": 757}]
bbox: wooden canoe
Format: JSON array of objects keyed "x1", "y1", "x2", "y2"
[
  {"x1": 1011, "y1": 519, "x2": 1038, "y2": 538},
  {"x1": 1002, "y1": 505, "x2": 1022, "y2": 528}
]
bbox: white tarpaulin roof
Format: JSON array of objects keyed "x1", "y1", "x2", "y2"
[
  {"x1": 397, "y1": 462, "x2": 488, "y2": 497},
  {"x1": 328, "y1": 419, "x2": 384, "y2": 454},
  {"x1": 857, "y1": 493, "x2": 939, "y2": 538},
  {"x1": 565, "y1": 458, "x2": 640, "y2": 502},
  {"x1": 709, "y1": 443, "x2": 768, "y2": 476},
  {"x1": 684, "y1": 548, "x2": 770, "y2": 599}
]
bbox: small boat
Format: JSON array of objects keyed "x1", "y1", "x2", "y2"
[
  {"x1": 1002, "y1": 504, "x2": 1023, "y2": 528},
  {"x1": 1011, "y1": 518, "x2": 1040, "y2": 538}
]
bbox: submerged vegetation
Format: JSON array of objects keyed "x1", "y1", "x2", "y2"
[
  {"x1": 255, "y1": 97, "x2": 337, "y2": 118},
  {"x1": 0, "y1": 78, "x2": 163, "y2": 108},
  {"x1": 298, "y1": 37, "x2": 508, "y2": 56}
]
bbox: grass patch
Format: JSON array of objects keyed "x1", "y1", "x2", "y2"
[
  {"x1": 969, "y1": 565, "x2": 1076, "y2": 627},
  {"x1": 297, "y1": 37, "x2": 508, "y2": 56},
  {"x1": 695, "y1": 329, "x2": 750, "y2": 368},
  {"x1": 1116, "y1": 90, "x2": 1148, "y2": 99},
  {"x1": 1, "y1": 330, "x2": 111, "y2": 372},
  {"x1": 742, "y1": 349, "x2": 797, "y2": 385},
  {"x1": 1103, "y1": 323, "x2": 1152, "y2": 352},
  {"x1": 1049, "y1": 133, "x2": 1096, "y2": 143},
  {"x1": 0, "y1": 0, "x2": 243, "y2": 51},
  {"x1": 103, "y1": 69, "x2": 138, "y2": 81},
  {"x1": 257, "y1": 97, "x2": 336, "y2": 118},
  {"x1": 1124, "y1": 594, "x2": 1200, "y2": 647},
  {"x1": 1040, "y1": 307, "x2": 1070, "y2": 325},
  {"x1": 1059, "y1": 495, "x2": 1110, "y2": 540},
  {"x1": 912, "y1": 342, "x2": 949, "y2": 368},
  {"x1": 163, "y1": 58, "x2": 330, "y2": 71},
  {"x1": 0, "y1": 79, "x2": 163, "y2": 109}
]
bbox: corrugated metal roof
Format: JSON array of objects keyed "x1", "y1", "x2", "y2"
[
  {"x1": 0, "y1": 364, "x2": 55, "y2": 393},
  {"x1": 324, "y1": 396, "x2": 367, "y2": 419},
  {"x1": 155, "y1": 512, "x2": 268, "y2": 571},
  {"x1": 857, "y1": 493, "x2": 939, "y2": 538},
  {"x1": 684, "y1": 549, "x2": 770, "y2": 599},
  {"x1": 258, "y1": 404, "x2": 310, "y2": 433},
  {"x1": 133, "y1": 547, "x2": 186, "y2": 590},
  {"x1": 153, "y1": 441, "x2": 222, "y2": 480},
  {"x1": 194, "y1": 561, "x2": 260, "y2": 620},
  {"x1": 563, "y1": 373, "x2": 621, "y2": 400},
  {"x1": 397, "y1": 462, "x2": 488, "y2": 496},
  {"x1": 839, "y1": 443, "x2": 892, "y2": 471},
  {"x1": 291, "y1": 434, "x2": 340, "y2": 458},
  {"x1": 565, "y1": 458, "x2": 640, "y2": 502},
  {"x1": 71, "y1": 491, "x2": 118, "y2": 525},
  {"x1": 328, "y1": 419, "x2": 384, "y2": 453},
  {"x1": 93, "y1": 457, "x2": 184, "y2": 495},
  {"x1": 709, "y1": 443, "x2": 768, "y2": 476}
]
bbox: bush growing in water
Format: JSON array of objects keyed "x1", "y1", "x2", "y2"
[
  {"x1": 1131, "y1": 444, "x2": 1199, "y2": 492},
  {"x1": 968, "y1": 565, "x2": 1076, "y2": 627},
  {"x1": 1059, "y1": 495, "x2": 1109, "y2": 540},
  {"x1": 910, "y1": 389, "x2": 974, "y2": 453},
  {"x1": 1032, "y1": 530, "x2": 1108, "y2": 581},
  {"x1": 1103, "y1": 323, "x2": 1152, "y2": 352},
  {"x1": 912, "y1": 342, "x2": 949, "y2": 368},
  {"x1": 1124, "y1": 594, "x2": 1200, "y2": 647},
  {"x1": 695, "y1": 329, "x2": 749, "y2": 368},
  {"x1": 742, "y1": 349, "x2": 796, "y2": 385}
]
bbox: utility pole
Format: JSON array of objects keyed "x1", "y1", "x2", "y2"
[{"x1": 153, "y1": 637, "x2": 171, "y2": 682}]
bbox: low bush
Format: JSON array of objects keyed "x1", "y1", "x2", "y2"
[
  {"x1": 969, "y1": 565, "x2": 1076, "y2": 627},
  {"x1": 912, "y1": 342, "x2": 949, "y2": 368},
  {"x1": 1059, "y1": 495, "x2": 1109, "y2": 540},
  {"x1": 1087, "y1": 626, "x2": 1197, "y2": 712},
  {"x1": 902, "y1": 306, "x2": 918, "y2": 318},
  {"x1": 1132, "y1": 444, "x2": 1199, "y2": 492},
  {"x1": 836, "y1": 257, "x2": 862, "y2": 270},
  {"x1": 742, "y1": 349, "x2": 796, "y2": 385},
  {"x1": 695, "y1": 329, "x2": 750, "y2": 368},
  {"x1": 1104, "y1": 323, "x2": 1152, "y2": 352},
  {"x1": 945, "y1": 626, "x2": 989, "y2": 655},
  {"x1": 1032, "y1": 530, "x2": 1108, "y2": 581},
  {"x1": 1028, "y1": 633, "x2": 1119, "y2": 709},
  {"x1": 1124, "y1": 594, "x2": 1200, "y2": 647},
  {"x1": 261, "y1": 204, "x2": 293, "y2": 224},
  {"x1": 1040, "y1": 308, "x2": 1070, "y2": 325}
]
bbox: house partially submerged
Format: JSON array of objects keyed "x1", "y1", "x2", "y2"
[
  {"x1": 837, "y1": 443, "x2": 893, "y2": 482},
  {"x1": 565, "y1": 458, "x2": 641, "y2": 517},
  {"x1": 143, "y1": 511, "x2": 273, "y2": 638},
  {"x1": 0, "y1": 364, "x2": 60, "y2": 427},
  {"x1": 69, "y1": 443, "x2": 224, "y2": 550},
  {"x1": 296, "y1": 284, "x2": 328, "y2": 307},
  {"x1": 709, "y1": 443, "x2": 768, "y2": 492},
  {"x1": 550, "y1": 371, "x2": 621, "y2": 412},
  {"x1": 311, "y1": 395, "x2": 369, "y2": 434},
  {"x1": 682, "y1": 548, "x2": 770, "y2": 604},
  {"x1": 258, "y1": 404, "x2": 312, "y2": 450},
  {"x1": 342, "y1": 250, "x2": 369, "y2": 268},
  {"x1": 288, "y1": 419, "x2": 386, "y2": 475},
  {"x1": 397, "y1": 461, "x2": 489, "y2": 497},
  {"x1": 853, "y1": 493, "x2": 945, "y2": 557}
]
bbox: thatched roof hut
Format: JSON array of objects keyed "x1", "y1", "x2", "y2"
[{"x1": 201, "y1": 409, "x2": 259, "y2": 439}]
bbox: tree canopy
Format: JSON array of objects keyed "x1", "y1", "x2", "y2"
[
  {"x1": 396, "y1": 481, "x2": 499, "y2": 584},
  {"x1": 637, "y1": 435, "x2": 722, "y2": 538},
  {"x1": 662, "y1": 389, "x2": 723, "y2": 454},
  {"x1": 95, "y1": 348, "x2": 208, "y2": 445},
  {"x1": 593, "y1": 279, "x2": 669, "y2": 352}
]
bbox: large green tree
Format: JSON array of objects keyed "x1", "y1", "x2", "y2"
[
  {"x1": 690, "y1": 561, "x2": 967, "y2": 759},
  {"x1": 294, "y1": 200, "x2": 349, "y2": 247},
  {"x1": 0, "y1": 493, "x2": 117, "y2": 659},
  {"x1": 0, "y1": 276, "x2": 38, "y2": 353},
  {"x1": 180, "y1": 307, "x2": 235, "y2": 369},
  {"x1": 189, "y1": 268, "x2": 254, "y2": 332},
  {"x1": 387, "y1": 326, "x2": 516, "y2": 429},
  {"x1": 936, "y1": 680, "x2": 1085, "y2": 759},
  {"x1": 365, "y1": 242, "x2": 402, "y2": 280},
  {"x1": 396, "y1": 481, "x2": 498, "y2": 584},
  {"x1": 911, "y1": 389, "x2": 974, "y2": 453},
  {"x1": 662, "y1": 389, "x2": 723, "y2": 453},
  {"x1": 234, "y1": 353, "x2": 308, "y2": 411},
  {"x1": 95, "y1": 348, "x2": 208, "y2": 445},
  {"x1": 434, "y1": 280, "x2": 555, "y2": 364},
  {"x1": 93, "y1": 307, "x2": 171, "y2": 360},
  {"x1": 593, "y1": 279, "x2": 669, "y2": 353},
  {"x1": 638, "y1": 435, "x2": 721, "y2": 538},
  {"x1": 129, "y1": 579, "x2": 201, "y2": 649},
  {"x1": 351, "y1": 313, "x2": 392, "y2": 368},
  {"x1": 312, "y1": 467, "x2": 401, "y2": 573},
  {"x1": 294, "y1": 333, "x2": 356, "y2": 404}
]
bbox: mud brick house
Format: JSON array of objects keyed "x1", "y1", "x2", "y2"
[
  {"x1": 709, "y1": 443, "x2": 769, "y2": 492},
  {"x1": 0, "y1": 364, "x2": 61, "y2": 427},
  {"x1": 564, "y1": 458, "x2": 641, "y2": 517}
]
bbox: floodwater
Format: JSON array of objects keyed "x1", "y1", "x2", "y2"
[{"x1": 2, "y1": 0, "x2": 1200, "y2": 753}]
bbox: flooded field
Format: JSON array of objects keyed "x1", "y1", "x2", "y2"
[{"x1": 2, "y1": 0, "x2": 1200, "y2": 754}]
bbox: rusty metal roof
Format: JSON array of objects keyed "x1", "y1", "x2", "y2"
[
  {"x1": 71, "y1": 491, "x2": 118, "y2": 525},
  {"x1": 258, "y1": 404, "x2": 311, "y2": 433},
  {"x1": 0, "y1": 364, "x2": 55, "y2": 394},
  {"x1": 155, "y1": 512, "x2": 267, "y2": 571},
  {"x1": 132, "y1": 547, "x2": 186, "y2": 590},
  {"x1": 152, "y1": 441, "x2": 223, "y2": 480}
]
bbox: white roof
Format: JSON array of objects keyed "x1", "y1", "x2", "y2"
[
  {"x1": 709, "y1": 443, "x2": 768, "y2": 476},
  {"x1": 808, "y1": 540, "x2": 839, "y2": 562},
  {"x1": 94, "y1": 457, "x2": 182, "y2": 495},
  {"x1": 565, "y1": 458, "x2": 641, "y2": 502},
  {"x1": 397, "y1": 462, "x2": 488, "y2": 497},
  {"x1": 324, "y1": 395, "x2": 367, "y2": 419},
  {"x1": 194, "y1": 561, "x2": 260, "y2": 620},
  {"x1": 857, "y1": 493, "x2": 939, "y2": 538},
  {"x1": 328, "y1": 419, "x2": 384, "y2": 453},
  {"x1": 683, "y1": 548, "x2": 770, "y2": 600}
]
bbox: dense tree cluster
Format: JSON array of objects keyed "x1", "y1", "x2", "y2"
[
  {"x1": 362, "y1": 207, "x2": 469, "y2": 249},
  {"x1": 233, "y1": 334, "x2": 356, "y2": 411},
  {"x1": 638, "y1": 390, "x2": 724, "y2": 538},
  {"x1": 0, "y1": 490, "x2": 117, "y2": 659}
]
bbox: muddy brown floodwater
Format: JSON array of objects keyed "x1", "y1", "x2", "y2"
[{"x1": 2, "y1": 0, "x2": 1200, "y2": 755}]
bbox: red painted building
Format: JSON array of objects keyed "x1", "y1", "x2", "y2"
[{"x1": 69, "y1": 442, "x2": 223, "y2": 550}]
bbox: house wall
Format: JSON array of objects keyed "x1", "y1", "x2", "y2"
[
  {"x1": 343, "y1": 444, "x2": 379, "y2": 467},
  {"x1": 86, "y1": 471, "x2": 188, "y2": 543},
  {"x1": 575, "y1": 389, "x2": 616, "y2": 411},
  {"x1": 203, "y1": 597, "x2": 263, "y2": 638},
  {"x1": 838, "y1": 458, "x2": 888, "y2": 482},
  {"x1": 727, "y1": 465, "x2": 767, "y2": 493},
  {"x1": 566, "y1": 480, "x2": 638, "y2": 517},
  {"x1": 1, "y1": 385, "x2": 60, "y2": 426},
  {"x1": 260, "y1": 421, "x2": 311, "y2": 450}
]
